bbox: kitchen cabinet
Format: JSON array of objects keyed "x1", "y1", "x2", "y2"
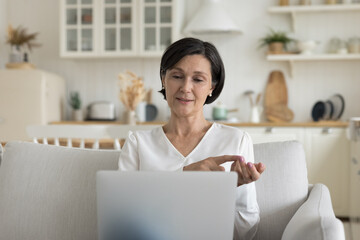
[
  {"x1": 60, "y1": 0, "x2": 184, "y2": 58},
  {"x1": 241, "y1": 125, "x2": 349, "y2": 217},
  {"x1": 60, "y1": 0, "x2": 98, "y2": 57},
  {"x1": 241, "y1": 126, "x2": 305, "y2": 145},
  {"x1": 304, "y1": 127, "x2": 350, "y2": 217}
]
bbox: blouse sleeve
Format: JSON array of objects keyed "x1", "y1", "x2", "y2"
[
  {"x1": 233, "y1": 132, "x2": 260, "y2": 240},
  {"x1": 118, "y1": 131, "x2": 140, "y2": 171}
]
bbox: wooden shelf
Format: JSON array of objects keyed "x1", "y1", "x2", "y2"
[
  {"x1": 267, "y1": 53, "x2": 360, "y2": 61},
  {"x1": 268, "y1": 4, "x2": 360, "y2": 31},
  {"x1": 268, "y1": 4, "x2": 360, "y2": 13},
  {"x1": 51, "y1": 121, "x2": 349, "y2": 128},
  {"x1": 267, "y1": 54, "x2": 360, "y2": 77}
]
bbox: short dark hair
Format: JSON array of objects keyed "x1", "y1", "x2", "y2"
[{"x1": 159, "y1": 37, "x2": 225, "y2": 104}]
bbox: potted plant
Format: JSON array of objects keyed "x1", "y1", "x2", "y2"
[
  {"x1": 6, "y1": 24, "x2": 41, "y2": 65},
  {"x1": 69, "y1": 91, "x2": 83, "y2": 121},
  {"x1": 259, "y1": 28, "x2": 294, "y2": 54}
]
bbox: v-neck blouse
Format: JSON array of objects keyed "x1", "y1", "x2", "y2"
[
  {"x1": 158, "y1": 122, "x2": 215, "y2": 160},
  {"x1": 118, "y1": 123, "x2": 260, "y2": 239},
  {"x1": 118, "y1": 122, "x2": 254, "y2": 172}
]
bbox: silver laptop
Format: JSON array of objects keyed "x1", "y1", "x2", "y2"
[{"x1": 96, "y1": 171, "x2": 237, "y2": 240}]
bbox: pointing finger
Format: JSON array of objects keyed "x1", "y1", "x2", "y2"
[{"x1": 212, "y1": 155, "x2": 241, "y2": 166}]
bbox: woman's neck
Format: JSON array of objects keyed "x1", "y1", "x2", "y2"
[{"x1": 164, "y1": 113, "x2": 212, "y2": 137}]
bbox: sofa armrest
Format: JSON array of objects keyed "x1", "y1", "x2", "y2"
[{"x1": 281, "y1": 184, "x2": 345, "y2": 240}]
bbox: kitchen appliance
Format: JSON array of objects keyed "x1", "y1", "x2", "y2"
[
  {"x1": 348, "y1": 117, "x2": 360, "y2": 239},
  {"x1": 87, "y1": 101, "x2": 116, "y2": 121},
  {"x1": 0, "y1": 69, "x2": 65, "y2": 141}
]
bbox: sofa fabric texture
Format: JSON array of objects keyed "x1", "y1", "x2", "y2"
[
  {"x1": 0, "y1": 142, "x2": 120, "y2": 240},
  {"x1": 253, "y1": 141, "x2": 309, "y2": 240}
]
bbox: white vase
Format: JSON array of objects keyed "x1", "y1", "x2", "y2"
[
  {"x1": 136, "y1": 102, "x2": 147, "y2": 122},
  {"x1": 9, "y1": 45, "x2": 22, "y2": 63},
  {"x1": 72, "y1": 109, "x2": 83, "y2": 121},
  {"x1": 250, "y1": 106, "x2": 263, "y2": 123},
  {"x1": 125, "y1": 110, "x2": 137, "y2": 125}
]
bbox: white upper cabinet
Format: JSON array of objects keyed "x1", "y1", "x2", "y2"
[
  {"x1": 100, "y1": 0, "x2": 138, "y2": 56},
  {"x1": 60, "y1": 0, "x2": 184, "y2": 58},
  {"x1": 139, "y1": 0, "x2": 173, "y2": 56},
  {"x1": 61, "y1": 0, "x2": 98, "y2": 57}
]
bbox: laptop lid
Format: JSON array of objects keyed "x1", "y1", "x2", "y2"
[{"x1": 97, "y1": 171, "x2": 237, "y2": 240}]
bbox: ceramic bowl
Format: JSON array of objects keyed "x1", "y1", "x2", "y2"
[{"x1": 298, "y1": 41, "x2": 318, "y2": 55}]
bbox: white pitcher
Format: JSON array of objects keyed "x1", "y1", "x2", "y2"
[{"x1": 250, "y1": 106, "x2": 263, "y2": 123}]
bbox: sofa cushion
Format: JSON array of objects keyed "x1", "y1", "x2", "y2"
[
  {"x1": 253, "y1": 141, "x2": 309, "y2": 240},
  {"x1": 0, "y1": 142, "x2": 120, "y2": 240}
]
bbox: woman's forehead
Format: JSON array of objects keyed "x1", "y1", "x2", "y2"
[{"x1": 169, "y1": 55, "x2": 211, "y2": 72}]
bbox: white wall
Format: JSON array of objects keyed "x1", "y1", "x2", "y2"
[
  {"x1": 1, "y1": 0, "x2": 360, "y2": 122},
  {"x1": 0, "y1": 0, "x2": 7, "y2": 68}
]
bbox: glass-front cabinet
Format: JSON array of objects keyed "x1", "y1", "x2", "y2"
[
  {"x1": 60, "y1": 0, "x2": 182, "y2": 57},
  {"x1": 101, "y1": 0, "x2": 137, "y2": 56},
  {"x1": 61, "y1": 0, "x2": 97, "y2": 57},
  {"x1": 140, "y1": 0, "x2": 173, "y2": 56}
]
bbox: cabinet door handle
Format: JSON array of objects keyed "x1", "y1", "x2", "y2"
[
  {"x1": 352, "y1": 157, "x2": 358, "y2": 165},
  {"x1": 322, "y1": 128, "x2": 333, "y2": 134},
  {"x1": 265, "y1": 127, "x2": 274, "y2": 133}
]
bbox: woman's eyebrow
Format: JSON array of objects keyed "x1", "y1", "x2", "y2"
[
  {"x1": 169, "y1": 68, "x2": 209, "y2": 77},
  {"x1": 194, "y1": 71, "x2": 208, "y2": 75},
  {"x1": 169, "y1": 67, "x2": 184, "y2": 72}
]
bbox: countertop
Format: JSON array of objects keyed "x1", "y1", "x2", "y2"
[{"x1": 51, "y1": 121, "x2": 349, "y2": 128}]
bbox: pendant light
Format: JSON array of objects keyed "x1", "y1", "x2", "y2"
[{"x1": 183, "y1": 0, "x2": 242, "y2": 35}]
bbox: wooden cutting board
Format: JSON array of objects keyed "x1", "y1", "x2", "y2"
[
  {"x1": 265, "y1": 71, "x2": 288, "y2": 107},
  {"x1": 266, "y1": 103, "x2": 294, "y2": 122},
  {"x1": 265, "y1": 71, "x2": 294, "y2": 122}
]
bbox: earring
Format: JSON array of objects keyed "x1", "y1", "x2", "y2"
[
  {"x1": 162, "y1": 86, "x2": 165, "y2": 90},
  {"x1": 209, "y1": 93, "x2": 212, "y2": 97}
]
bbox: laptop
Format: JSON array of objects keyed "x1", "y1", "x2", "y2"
[{"x1": 96, "y1": 171, "x2": 238, "y2": 240}]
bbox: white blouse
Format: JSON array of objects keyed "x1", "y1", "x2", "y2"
[{"x1": 118, "y1": 122, "x2": 260, "y2": 240}]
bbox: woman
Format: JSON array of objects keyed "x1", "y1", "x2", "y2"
[{"x1": 119, "y1": 37, "x2": 266, "y2": 239}]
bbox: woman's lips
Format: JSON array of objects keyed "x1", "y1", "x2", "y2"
[{"x1": 176, "y1": 97, "x2": 194, "y2": 104}]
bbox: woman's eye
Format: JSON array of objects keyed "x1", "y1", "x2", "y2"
[
  {"x1": 194, "y1": 78, "x2": 203, "y2": 82},
  {"x1": 172, "y1": 75, "x2": 182, "y2": 79}
]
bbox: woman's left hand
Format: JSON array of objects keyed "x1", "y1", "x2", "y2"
[{"x1": 231, "y1": 156, "x2": 266, "y2": 187}]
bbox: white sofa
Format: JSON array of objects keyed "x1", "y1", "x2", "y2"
[{"x1": 0, "y1": 141, "x2": 344, "y2": 240}]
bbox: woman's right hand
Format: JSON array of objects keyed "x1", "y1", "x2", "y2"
[{"x1": 183, "y1": 155, "x2": 241, "y2": 171}]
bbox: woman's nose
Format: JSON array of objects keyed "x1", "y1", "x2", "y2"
[{"x1": 180, "y1": 78, "x2": 192, "y2": 92}]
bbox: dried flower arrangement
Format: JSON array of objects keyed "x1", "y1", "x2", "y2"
[
  {"x1": 6, "y1": 24, "x2": 41, "y2": 51},
  {"x1": 118, "y1": 71, "x2": 146, "y2": 111}
]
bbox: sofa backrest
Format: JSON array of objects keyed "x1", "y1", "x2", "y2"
[
  {"x1": 0, "y1": 141, "x2": 309, "y2": 240},
  {"x1": 0, "y1": 141, "x2": 120, "y2": 240},
  {"x1": 253, "y1": 141, "x2": 309, "y2": 240}
]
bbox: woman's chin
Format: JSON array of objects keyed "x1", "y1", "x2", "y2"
[{"x1": 171, "y1": 107, "x2": 203, "y2": 119}]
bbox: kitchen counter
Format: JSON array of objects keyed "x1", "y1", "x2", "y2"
[{"x1": 51, "y1": 120, "x2": 349, "y2": 128}]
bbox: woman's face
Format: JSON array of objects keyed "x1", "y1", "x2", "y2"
[{"x1": 162, "y1": 54, "x2": 213, "y2": 118}]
